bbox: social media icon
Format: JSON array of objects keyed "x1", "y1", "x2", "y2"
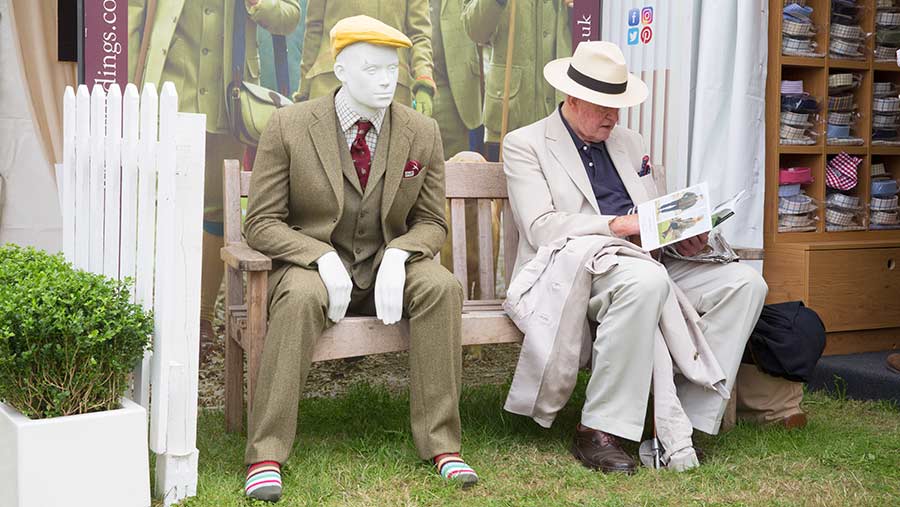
[
  {"x1": 628, "y1": 8, "x2": 640, "y2": 26},
  {"x1": 640, "y1": 26, "x2": 653, "y2": 44},
  {"x1": 641, "y1": 6, "x2": 654, "y2": 25},
  {"x1": 627, "y1": 28, "x2": 640, "y2": 45}
]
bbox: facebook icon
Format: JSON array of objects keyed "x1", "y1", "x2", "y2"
[{"x1": 628, "y1": 8, "x2": 640, "y2": 26}]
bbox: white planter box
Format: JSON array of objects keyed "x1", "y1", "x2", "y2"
[{"x1": 0, "y1": 398, "x2": 151, "y2": 507}]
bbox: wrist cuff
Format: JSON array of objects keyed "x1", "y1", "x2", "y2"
[{"x1": 413, "y1": 76, "x2": 437, "y2": 96}]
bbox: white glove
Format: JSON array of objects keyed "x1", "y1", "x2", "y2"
[
  {"x1": 316, "y1": 251, "x2": 353, "y2": 323},
  {"x1": 374, "y1": 248, "x2": 410, "y2": 325}
]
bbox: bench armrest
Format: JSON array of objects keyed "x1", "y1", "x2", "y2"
[{"x1": 221, "y1": 242, "x2": 272, "y2": 272}]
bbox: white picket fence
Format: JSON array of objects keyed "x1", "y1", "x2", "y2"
[{"x1": 58, "y1": 82, "x2": 206, "y2": 506}]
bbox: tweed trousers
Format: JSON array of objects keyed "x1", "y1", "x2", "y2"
[{"x1": 244, "y1": 259, "x2": 464, "y2": 465}]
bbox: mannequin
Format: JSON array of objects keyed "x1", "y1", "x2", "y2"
[
  {"x1": 240, "y1": 16, "x2": 478, "y2": 502},
  {"x1": 316, "y1": 41, "x2": 410, "y2": 325}
]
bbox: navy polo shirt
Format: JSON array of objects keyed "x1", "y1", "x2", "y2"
[{"x1": 559, "y1": 107, "x2": 634, "y2": 216}]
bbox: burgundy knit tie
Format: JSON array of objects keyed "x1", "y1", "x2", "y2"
[{"x1": 350, "y1": 120, "x2": 373, "y2": 191}]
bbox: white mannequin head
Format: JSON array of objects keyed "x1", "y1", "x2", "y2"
[{"x1": 334, "y1": 42, "x2": 400, "y2": 117}]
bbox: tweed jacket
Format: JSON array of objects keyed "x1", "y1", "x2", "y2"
[
  {"x1": 127, "y1": 0, "x2": 301, "y2": 131},
  {"x1": 462, "y1": 0, "x2": 571, "y2": 140},
  {"x1": 296, "y1": 0, "x2": 435, "y2": 105},
  {"x1": 244, "y1": 95, "x2": 448, "y2": 278},
  {"x1": 503, "y1": 111, "x2": 664, "y2": 279},
  {"x1": 432, "y1": 0, "x2": 483, "y2": 130}
]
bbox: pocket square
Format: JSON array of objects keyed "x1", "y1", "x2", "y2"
[
  {"x1": 638, "y1": 155, "x2": 652, "y2": 177},
  {"x1": 403, "y1": 160, "x2": 424, "y2": 178}
]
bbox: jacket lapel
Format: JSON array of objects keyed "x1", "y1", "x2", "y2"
[
  {"x1": 309, "y1": 99, "x2": 345, "y2": 208},
  {"x1": 381, "y1": 103, "x2": 413, "y2": 220},
  {"x1": 605, "y1": 128, "x2": 651, "y2": 205},
  {"x1": 545, "y1": 112, "x2": 601, "y2": 215}
]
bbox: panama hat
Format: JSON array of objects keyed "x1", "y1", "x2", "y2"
[{"x1": 543, "y1": 41, "x2": 648, "y2": 108}]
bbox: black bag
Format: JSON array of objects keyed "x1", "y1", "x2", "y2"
[{"x1": 743, "y1": 301, "x2": 826, "y2": 382}]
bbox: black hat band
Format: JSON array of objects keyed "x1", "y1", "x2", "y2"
[{"x1": 567, "y1": 64, "x2": 627, "y2": 95}]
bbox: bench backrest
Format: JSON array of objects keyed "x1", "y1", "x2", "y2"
[{"x1": 223, "y1": 160, "x2": 518, "y2": 301}]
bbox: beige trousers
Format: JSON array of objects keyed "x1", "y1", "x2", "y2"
[
  {"x1": 584, "y1": 257, "x2": 768, "y2": 441},
  {"x1": 722, "y1": 364, "x2": 805, "y2": 431}
]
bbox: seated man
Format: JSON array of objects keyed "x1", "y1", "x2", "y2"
[
  {"x1": 242, "y1": 16, "x2": 478, "y2": 502},
  {"x1": 502, "y1": 41, "x2": 768, "y2": 473}
]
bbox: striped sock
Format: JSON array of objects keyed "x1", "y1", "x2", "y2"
[
  {"x1": 245, "y1": 461, "x2": 282, "y2": 502},
  {"x1": 435, "y1": 453, "x2": 479, "y2": 488}
]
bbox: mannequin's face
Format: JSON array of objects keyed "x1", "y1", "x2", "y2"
[{"x1": 334, "y1": 43, "x2": 400, "y2": 112}]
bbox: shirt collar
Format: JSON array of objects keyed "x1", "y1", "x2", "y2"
[
  {"x1": 558, "y1": 104, "x2": 604, "y2": 153},
  {"x1": 335, "y1": 87, "x2": 386, "y2": 134}
]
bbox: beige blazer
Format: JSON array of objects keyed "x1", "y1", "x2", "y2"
[{"x1": 502, "y1": 111, "x2": 663, "y2": 278}]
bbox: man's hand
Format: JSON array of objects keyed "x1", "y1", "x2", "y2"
[
  {"x1": 609, "y1": 214, "x2": 640, "y2": 238},
  {"x1": 375, "y1": 248, "x2": 410, "y2": 325},
  {"x1": 316, "y1": 251, "x2": 353, "y2": 323},
  {"x1": 674, "y1": 232, "x2": 709, "y2": 258},
  {"x1": 564, "y1": 0, "x2": 574, "y2": 7}
]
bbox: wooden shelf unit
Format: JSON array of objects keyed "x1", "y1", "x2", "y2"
[{"x1": 765, "y1": 0, "x2": 900, "y2": 354}]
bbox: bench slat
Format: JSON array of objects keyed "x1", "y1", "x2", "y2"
[
  {"x1": 477, "y1": 199, "x2": 496, "y2": 299},
  {"x1": 444, "y1": 162, "x2": 508, "y2": 199},
  {"x1": 450, "y1": 199, "x2": 469, "y2": 297},
  {"x1": 224, "y1": 160, "x2": 244, "y2": 244},
  {"x1": 313, "y1": 312, "x2": 522, "y2": 362},
  {"x1": 502, "y1": 201, "x2": 518, "y2": 289},
  {"x1": 240, "y1": 169, "x2": 252, "y2": 197}
]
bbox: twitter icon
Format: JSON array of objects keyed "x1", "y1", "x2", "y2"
[{"x1": 627, "y1": 27, "x2": 639, "y2": 45}]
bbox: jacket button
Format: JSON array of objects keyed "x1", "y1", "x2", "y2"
[
  {"x1": 332, "y1": 218, "x2": 338, "y2": 223},
  {"x1": 355, "y1": 248, "x2": 362, "y2": 254},
  {"x1": 202, "y1": 48, "x2": 209, "y2": 56}
]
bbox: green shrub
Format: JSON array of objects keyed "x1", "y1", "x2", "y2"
[{"x1": 0, "y1": 244, "x2": 152, "y2": 419}]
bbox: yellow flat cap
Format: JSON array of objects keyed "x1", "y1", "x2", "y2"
[{"x1": 330, "y1": 15, "x2": 412, "y2": 58}]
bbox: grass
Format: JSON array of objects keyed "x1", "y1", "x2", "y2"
[{"x1": 156, "y1": 374, "x2": 900, "y2": 507}]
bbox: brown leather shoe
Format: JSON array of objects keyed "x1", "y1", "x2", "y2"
[
  {"x1": 571, "y1": 424, "x2": 636, "y2": 474},
  {"x1": 780, "y1": 412, "x2": 808, "y2": 430},
  {"x1": 887, "y1": 353, "x2": 900, "y2": 374}
]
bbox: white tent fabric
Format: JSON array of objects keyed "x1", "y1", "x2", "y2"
[
  {"x1": 685, "y1": 1, "x2": 768, "y2": 249},
  {"x1": 602, "y1": 1, "x2": 768, "y2": 251},
  {"x1": 0, "y1": 0, "x2": 62, "y2": 252}
]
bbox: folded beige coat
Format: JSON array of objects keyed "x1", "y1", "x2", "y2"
[{"x1": 503, "y1": 235, "x2": 729, "y2": 458}]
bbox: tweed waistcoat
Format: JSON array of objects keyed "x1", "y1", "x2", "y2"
[{"x1": 331, "y1": 111, "x2": 391, "y2": 289}]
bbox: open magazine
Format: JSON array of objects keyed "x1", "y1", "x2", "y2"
[{"x1": 637, "y1": 184, "x2": 747, "y2": 250}]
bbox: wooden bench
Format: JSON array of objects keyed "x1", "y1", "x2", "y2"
[
  {"x1": 220, "y1": 158, "x2": 766, "y2": 432},
  {"x1": 220, "y1": 159, "x2": 524, "y2": 432}
]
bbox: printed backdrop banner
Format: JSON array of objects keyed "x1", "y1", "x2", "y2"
[
  {"x1": 572, "y1": 0, "x2": 601, "y2": 49},
  {"x1": 83, "y1": 0, "x2": 128, "y2": 91}
]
